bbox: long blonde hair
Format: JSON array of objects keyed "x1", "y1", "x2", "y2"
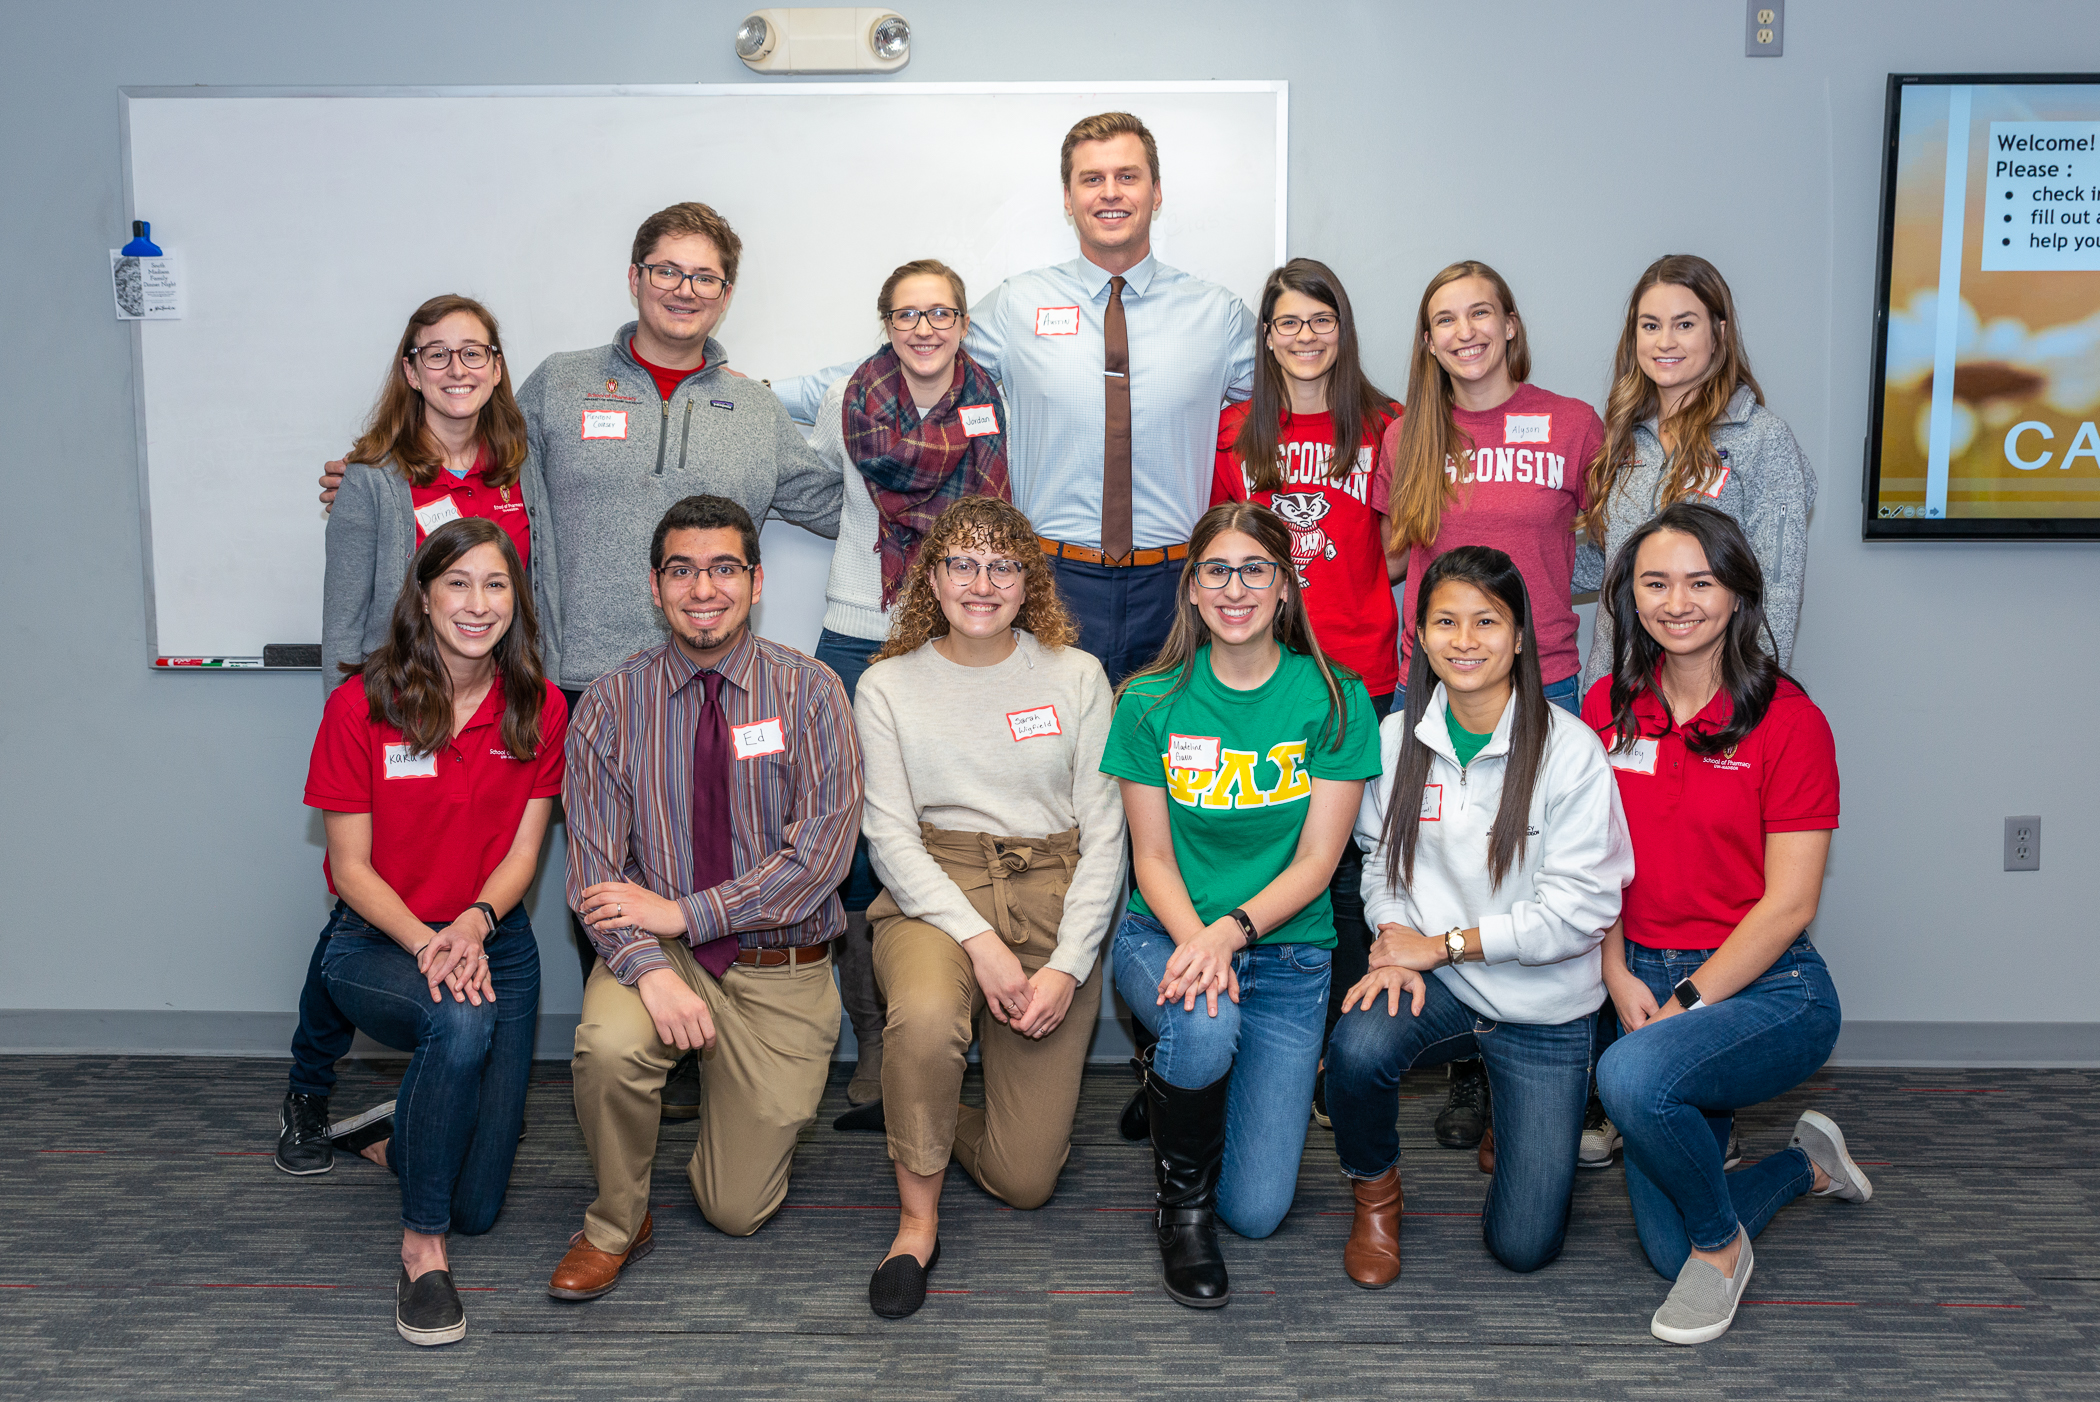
[
  {"x1": 870, "y1": 496, "x2": 1077, "y2": 662},
  {"x1": 1386, "y1": 262, "x2": 1531, "y2": 551},
  {"x1": 1581, "y1": 254, "x2": 1764, "y2": 543}
]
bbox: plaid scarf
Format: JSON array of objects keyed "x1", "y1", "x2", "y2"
[{"x1": 844, "y1": 345, "x2": 1011, "y2": 608}]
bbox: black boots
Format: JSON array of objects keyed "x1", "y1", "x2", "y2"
[
  {"x1": 1143, "y1": 1048, "x2": 1232, "y2": 1309},
  {"x1": 1118, "y1": 1021, "x2": 1157, "y2": 1141}
]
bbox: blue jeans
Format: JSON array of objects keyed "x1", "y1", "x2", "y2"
[
  {"x1": 1392, "y1": 674, "x2": 1578, "y2": 719},
  {"x1": 813, "y1": 627, "x2": 883, "y2": 911},
  {"x1": 1596, "y1": 935, "x2": 1839, "y2": 1278},
  {"x1": 1327, "y1": 974, "x2": 1591, "y2": 1272},
  {"x1": 318, "y1": 902, "x2": 540, "y2": 1236},
  {"x1": 1112, "y1": 912, "x2": 1331, "y2": 1239},
  {"x1": 288, "y1": 921, "x2": 356, "y2": 1098}
]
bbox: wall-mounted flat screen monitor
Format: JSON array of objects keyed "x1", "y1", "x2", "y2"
[{"x1": 1866, "y1": 73, "x2": 2100, "y2": 539}]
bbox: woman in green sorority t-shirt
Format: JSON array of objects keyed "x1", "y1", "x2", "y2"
[{"x1": 1102, "y1": 500, "x2": 1380, "y2": 1310}]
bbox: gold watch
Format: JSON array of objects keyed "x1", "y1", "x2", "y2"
[{"x1": 1442, "y1": 928, "x2": 1467, "y2": 967}]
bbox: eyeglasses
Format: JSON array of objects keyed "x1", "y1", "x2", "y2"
[
  {"x1": 1194, "y1": 560, "x2": 1279, "y2": 590},
  {"x1": 1269, "y1": 313, "x2": 1339, "y2": 337},
  {"x1": 657, "y1": 561, "x2": 754, "y2": 586},
  {"x1": 637, "y1": 263, "x2": 731, "y2": 300},
  {"x1": 886, "y1": 307, "x2": 963, "y2": 331},
  {"x1": 939, "y1": 556, "x2": 1024, "y2": 588},
  {"x1": 409, "y1": 343, "x2": 497, "y2": 371}
]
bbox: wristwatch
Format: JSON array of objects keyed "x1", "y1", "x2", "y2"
[
  {"x1": 1670, "y1": 977, "x2": 1704, "y2": 1011},
  {"x1": 1226, "y1": 908, "x2": 1259, "y2": 946},
  {"x1": 470, "y1": 901, "x2": 499, "y2": 936},
  {"x1": 1441, "y1": 928, "x2": 1467, "y2": 967}
]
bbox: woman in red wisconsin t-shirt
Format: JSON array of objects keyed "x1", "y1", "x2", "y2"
[
  {"x1": 1586, "y1": 503, "x2": 1870, "y2": 1346},
  {"x1": 1211, "y1": 256, "x2": 1399, "y2": 1126},
  {"x1": 1381, "y1": 259, "x2": 1605, "y2": 1156}
]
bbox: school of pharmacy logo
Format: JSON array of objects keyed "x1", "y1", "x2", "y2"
[
  {"x1": 1161, "y1": 742, "x2": 1313, "y2": 810},
  {"x1": 606, "y1": 379, "x2": 619, "y2": 394}
]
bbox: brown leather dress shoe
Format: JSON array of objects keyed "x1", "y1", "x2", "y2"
[
  {"x1": 1342, "y1": 1168, "x2": 1403, "y2": 1289},
  {"x1": 547, "y1": 1213, "x2": 654, "y2": 1300},
  {"x1": 1477, "y1": 1127, "x2": 1496, "y2": 1175}
]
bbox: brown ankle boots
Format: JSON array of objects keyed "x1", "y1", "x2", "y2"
[{"x1": 1342, "y1": 1167, "x2": 1403, "y2": 1288}]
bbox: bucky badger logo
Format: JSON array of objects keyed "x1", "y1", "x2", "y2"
[{"x1": 1270, "y1": 492, "x2": 1336, "y2": 585}]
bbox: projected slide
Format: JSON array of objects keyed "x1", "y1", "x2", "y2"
[{"x1": 1867, "y1": 75, "x2": 2100, "y2": 540}]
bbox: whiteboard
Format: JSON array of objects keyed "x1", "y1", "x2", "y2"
[{"x1": 120, "y1": 82, "x2": 1288, "y2": 664}]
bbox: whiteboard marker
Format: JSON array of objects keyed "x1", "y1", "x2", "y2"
[{"x1": 155, "y1": 657, "x2": 265, "y2": 669}]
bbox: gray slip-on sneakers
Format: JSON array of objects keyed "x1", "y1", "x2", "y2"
[
  {"x1": 1791, "y1": 1109, "x2": 1873, "y2": 1203},
  {"x1": 1650, "y1": 1229, "x2": 1754, "y2": 1345}
]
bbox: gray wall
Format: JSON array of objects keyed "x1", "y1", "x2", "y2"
[{"x1": 3, "y1": 1, "x2": 2095, "y2": 1063}]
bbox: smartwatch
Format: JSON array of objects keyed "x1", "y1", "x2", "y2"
[
  {"x1": 1226, "y1": 908, "x2": 1259, "y2": 946},
  {"x1": 1670, "y1": 977, "x2": 1704, "y2": 1011},
  {"x1": 470, "y1": 901, "x2": 499, "y2": 937}
]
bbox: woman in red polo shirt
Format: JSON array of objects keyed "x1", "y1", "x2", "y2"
[
  {"x1": 1586, "y1": 503, "x2": 1872, "y2": 1346},
  {"x1": 299, "y1": 516, "x2": 567, "y2": 1348}
]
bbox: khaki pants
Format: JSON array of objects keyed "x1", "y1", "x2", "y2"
[
  {"x1": 871, "y1": 825, "x2": 1102, "y2": 1209},
  {"x1": 571, "y1": 937, "x2": 840, "y2": 1251}
]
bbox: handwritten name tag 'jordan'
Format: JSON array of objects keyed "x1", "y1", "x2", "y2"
[
  {"x1": 732, "y1": 717, "x2": 787, "y2": 760},
  {"x1": 959, "y1": 403, "x2": 1000, "y2": 437}
]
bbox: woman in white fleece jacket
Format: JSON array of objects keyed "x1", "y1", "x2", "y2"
[{"x1": 1326, "y1": 546, "x2": 1632, "y2": 1288}]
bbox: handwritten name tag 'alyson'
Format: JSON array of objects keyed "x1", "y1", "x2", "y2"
[{"x1": 732, "y1": 717, "x2": 787, "y2": 760}]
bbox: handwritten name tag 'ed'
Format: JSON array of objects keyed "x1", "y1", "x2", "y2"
[
  {"x1": 384, "y1": 743, "x2": 439, "y2": 779},
  {"x1": 732, "y1": 717, "x2": 787, "y2": 760},
  {"x1": 1006, "y1": 705, "x2": 1061, "y2": 741},
  {"x1": 1167, "y1": 734, "x2": 1221, "y2": 772}
]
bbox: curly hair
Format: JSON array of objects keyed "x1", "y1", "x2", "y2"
[{"x1": 871, "y1": 496, "x2": 1077, "y2": 661}]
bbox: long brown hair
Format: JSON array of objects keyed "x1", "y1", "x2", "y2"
[
  {"x1": 1602, "y1": 502, "x2": 1789, "y2": 757},
  {"x1": 347, "y1": 294, "x2": 529, "y2": 491},
  {"x1": 1119, "y1": 501, "x2": 1355, "y2": 751},
  {"x1": 1379, "y1": 547, "x2": 1550, "y2": 891},
  {"x1": 871, "y1": 496, "x2": 1078, "y2": 663},
  {"x1": 1232, "y1": 258, "x2": 1395, "y2": 492},
  {"x1": 1581, "y1": 254, "x2": 1764, "y2": 543},
  {"x1": 1386, "y1": 261, "x2": 1532, "y2": 551},
  {"x1": 348, "y1": 517, "x2": 547, "y2": 761}
]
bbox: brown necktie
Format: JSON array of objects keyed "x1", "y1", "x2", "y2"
[{"x1": 1102, "y1": 275, "x2": 1133, "y2": 562}]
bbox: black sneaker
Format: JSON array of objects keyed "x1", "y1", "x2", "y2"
[
  {"x1": 1433, "y1": 1061, "x2": 1489, "y2": 1150},
  {"x1": 661, "y1": 1050, "x2": 702, "y2": 1121},
  {"x1": 326, "y1": 1101, "x2": 395, "y2": 1157},
  {"x1": 275, "y1": 1091, "x2": 333, "y2": 1176},
  {"x1": 1311, "y1": 1067, "x2": 1331, "y2": 1130},
  {"x1": 395, "y1": 1267, "x2": 466, "y2": 1347}
]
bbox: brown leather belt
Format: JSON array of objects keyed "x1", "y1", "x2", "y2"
[
  {"x1": 733, "y1": 944, "x2": 829, "y2": 967},
  {"x1": 1037, "y1": 536, "x2": 1190, "y2": 569}
]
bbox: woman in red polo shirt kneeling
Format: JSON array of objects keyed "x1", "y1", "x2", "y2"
[
  {"x1": 303, "y1": 517, "x2": 567, "y2": 1347},
  {"x1": 1587, "y1": 503, "x2": 1872, "y2": 1347}
]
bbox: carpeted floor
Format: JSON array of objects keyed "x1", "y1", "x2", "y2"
[{"x1": 1, "y1": 1056, "x2": 2095, "y2": 1400}]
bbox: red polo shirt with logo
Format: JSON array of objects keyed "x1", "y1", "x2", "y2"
[
  {"x1": 305, "y1": 676, "x2": 569, "y2": 922},
  {"x1": 408, "y1": 442, "x2": 532, "y2": 566},
  {"x1": 1582, "y1": 675, "x2": 1838, "y2": 951}
]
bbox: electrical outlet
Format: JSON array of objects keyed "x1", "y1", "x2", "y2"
[
  {"x1": 1745, "y1": 0, "x2": 1784, "y2": 57},
  {"x1": 2004, "y1": 816, "x2": 2041, "y2": 872}
]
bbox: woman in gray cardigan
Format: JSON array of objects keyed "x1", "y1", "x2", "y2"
[
  {"x1": 1573, "y1": 256, "x2": 1814, "y2": 688},
  {"x1": 321, "y1": 294, "x2": 557, "y2": 693}
]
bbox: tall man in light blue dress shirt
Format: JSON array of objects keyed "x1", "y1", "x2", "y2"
[{"x1": 779, "y1": 111, "x2": 1259, "y2": 686}]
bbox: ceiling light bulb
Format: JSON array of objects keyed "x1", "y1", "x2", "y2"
[
  {"x1": 871, "y1": 14, "x2": 910, "y2": 61},
  {"x1": 735, "y1": 15, "x2": 771, "y2": 59}
]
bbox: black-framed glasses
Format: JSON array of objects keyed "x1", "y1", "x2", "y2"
[
  {"x1": 939, "y1": 556, "x2": 1024, "y2": 588},
  {"x1": 637, "y1": 263, "x2": 731, "y2": 300},
  {"x1": 1269, "y1": 312, "x2": 1339, "y2": 336},
  {"x1": 657, "y1": 561, "x2": 754, "y2": 586},
  {"x1": 886, "y1": 306, "x2": 962, "y2": 331},
  {"x1": 408, "y1": 343, "x2": 497, "y2": 370},
  {"x1": 1194, "y1": 560, "x2": 1279, "y2": 590}
]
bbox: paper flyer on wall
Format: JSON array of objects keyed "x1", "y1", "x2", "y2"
[{"x1": 111, "y1": 250, "x2": 183, "y2": 319}]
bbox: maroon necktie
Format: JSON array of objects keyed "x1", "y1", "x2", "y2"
[
  {"x1": 690, "y1": 670, "x2": 738, "y2": 978},
  {"x1": 1102, "y1": 274, "x2": 1133, "y2": 562}
]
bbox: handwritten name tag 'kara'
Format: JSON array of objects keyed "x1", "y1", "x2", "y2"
[{"x1": 384, "y1": 743, "x2": 440, "y2": 779}]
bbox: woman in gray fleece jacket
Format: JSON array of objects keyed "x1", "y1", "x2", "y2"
[
  {"x1": 321, "y1": 295, "x2": 558, "y2": 692},
  {"x1": 1573, "y1": 256, "x2": 1814, "y2": 687}
]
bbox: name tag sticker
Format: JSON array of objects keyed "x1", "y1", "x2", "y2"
[
  {"x1": 581, "y1": 410, "x2": 629, "y2": 440},
  {"x1": 732, "y1": 716, "x2": 787, "y2": 760},
  {"x1": 1699, "y1": 464, "x2": 1731, "y2": 499},
  {"x1": 412, "y1": 495, "x2": 463, "y2": 534},
  {"x1": 1420, "y1": 784, "x2": 1443, "y2": 821},
  {"x1": 1608, "y1": 737, "x2": 1660, "y2": 776},
  {"x1": 1006, "y1": 704, "x2": 1062, "y2": 742},
  {"x1": 958, "y1": 403, "x2": 1000, "y2": 438},
  {"x1": 1167, "y1": 734, "x2": 1221, "y2": 772},
  {"x1": 1504, "y1": 413, "x2": 1552, "y2": 445},
  {"x1": 1034, "y1": 305, "x2": 1081, "y2": 336},
  {"x1": 383, "y1": 742, "x2": 439, "y2": 780}
]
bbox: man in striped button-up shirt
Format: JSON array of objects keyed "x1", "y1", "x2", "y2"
[{"x1": 548, "y1": 495, "x2": 862, "y2": 1302}]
